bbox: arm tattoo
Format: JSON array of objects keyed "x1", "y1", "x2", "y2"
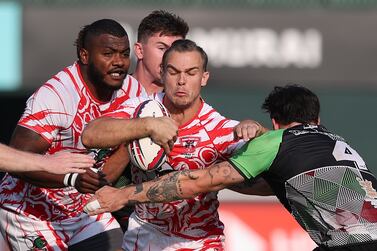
[
  {"x1": 209, "y1": 162, "x2": 237, "y2": 184},
  {"x1": 145, "y1": 170, "x2": 197, "y2": 202},
  {"x1": 135, "y1": 183, "x2": 143, "y2": 193}
]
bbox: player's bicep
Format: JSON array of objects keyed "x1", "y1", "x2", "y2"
[
  {"x1": 10, "y1": 125, "x2": 51, "y2": 154},
  {"x1": 195, "y1": 161, "x2": 245, "y2": 193}
]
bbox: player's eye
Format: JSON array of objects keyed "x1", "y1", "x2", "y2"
[
  {"x1": 168, "y1": 70, "x2": 178, "y2": 75},
  {"x1": 158, "y1": 46, "x2": 167, "y2": 52},
  {"x1": 187, "y1": 70, "x2": 198, "y2": 76}
]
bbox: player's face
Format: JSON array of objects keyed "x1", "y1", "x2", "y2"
[
  {"x1": 136, "y1": 33, "x2": 182, "y2": 84},
  {"x1": 86, "y1": 34, "x2": 130, "y2": 90},
  {"x1": 163, "y1": 51, "x2": 209, "y2": 109}
]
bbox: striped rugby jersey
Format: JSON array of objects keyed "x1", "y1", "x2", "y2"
[
  {"x1": 106, "y1": 92, "x2": 245, "y2": 239},
  {"x1": 0, "y1": 62, "x2": 147, "y2": 221}
]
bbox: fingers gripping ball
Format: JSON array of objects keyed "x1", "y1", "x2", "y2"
[{"x1": 128, "y1": 99, "x2": 169, "y2": 171}]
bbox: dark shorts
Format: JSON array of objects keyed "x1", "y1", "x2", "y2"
[
  {"x1": 68, "y1": 228, "x2": 123, "y2": 251},
  {"x1": 314, "y1": 241, "x2": 377, "y2": 251}
]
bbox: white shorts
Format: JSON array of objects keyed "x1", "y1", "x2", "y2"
[
  {"x1": 0, "y1": 208, "x2": 120, "y2": 251},
  {"x1": 122, "y1": 212, "x2": 225, "y2": 251}
]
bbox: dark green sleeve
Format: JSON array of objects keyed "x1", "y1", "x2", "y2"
[{"x1": 228, "y1": 130, "x2": 284, "y2": 180}]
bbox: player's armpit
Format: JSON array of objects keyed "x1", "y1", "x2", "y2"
[{"x1": 228, "y1": 176, "x2": 274, "y2": 196}]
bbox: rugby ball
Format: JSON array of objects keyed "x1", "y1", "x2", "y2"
[{"x1": 127, "y1": 99, "x2": 169, "y2": 171}]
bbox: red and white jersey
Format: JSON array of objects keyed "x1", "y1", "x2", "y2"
[
  {"x1": 107, "y1": 93, "x2": 245, "y2": 240},
  {"x1": 0, "y1": 62, "x2": 147, "y2": 221}
]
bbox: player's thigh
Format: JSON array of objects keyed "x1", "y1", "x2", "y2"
[
  {"x1": 0, "y1": 209, "x2": 69, "y2": 250},
  {"x1": 68, "y1": 228, "x2": 123, "y2": 251},
  {"x1": 68, "y1": 212, "x2": 121, "y2": 246},
  {"x1": 123, "y1": 214, "x2": 224, "y2": 251}
]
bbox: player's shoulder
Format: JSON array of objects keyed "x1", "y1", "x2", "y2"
[
  {"x1": 119, "y1": 74, "x2": 148, "y2": 98},
  {"x1": 38, "y1": 62, "x2": 82, "y2": 97},
  {"x1": 199, "y1": 101, "x2": 238, "y2": 127}
]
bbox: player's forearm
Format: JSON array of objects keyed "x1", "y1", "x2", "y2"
[
  {"x1": 124, "y1": 161, "x2": 244, "y2": 205},
  {"x1": 82, "y1": 117, "x2": 151, "y2": 148},
  {"x1": 0, "y1": 143, "x2": 42, "y2": 172},
  {"x1": 12, "y1": 171, "x2": 66, "y2": 188},
  {"x1": 121, "y1": 171, "x2": 200, "y2": 205},
  {"x1": 100, "y1": 145, "x2": 130, "y2": 183}
]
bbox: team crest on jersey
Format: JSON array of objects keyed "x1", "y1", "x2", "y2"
[
  {"x1": 180, "y1": 137, "x2": 200, "y2": 158},
  {"x1": 24, "y1": 235, "x2": 47, "y2": 251}
]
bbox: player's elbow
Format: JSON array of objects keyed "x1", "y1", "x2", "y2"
[{"x1": 81, "y1": 126, "x2": 97, "y2": 149}]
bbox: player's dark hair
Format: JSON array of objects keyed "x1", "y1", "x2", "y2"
[
  {"x1": 161, "y1": 39, "x2": 208, "y2": 72},
  {"x1": 262, "y1": 84, "x2": 320, "y2": 125},
  {"x1": 137, "y1": 10, "x2": 189, "y2": 43},
  {"x1": 75, "y1": 19, "x2": 128, "y2": 60}
]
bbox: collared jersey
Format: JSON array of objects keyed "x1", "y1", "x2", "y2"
[
  {"x1": 230, "y1": 124, "x2": 377, "y2": 248},
  {"x1": 106, "y1": 92, "x2": 245, "y2": 240},
  {"x1": 0, "y1": 62, "x2": 147, "y2": 221}
]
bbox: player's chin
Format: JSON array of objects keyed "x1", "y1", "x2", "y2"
[{"x1": 105, "y1": 79, "x2": 124, "y2": 90}]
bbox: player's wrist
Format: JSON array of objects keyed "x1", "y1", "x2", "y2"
[
  {"x1": 142, "y1": 117, "x2": 154, "y2": 137},
  {"x1": 63, "y1": 173, "x2": 79, "y2": 187}
]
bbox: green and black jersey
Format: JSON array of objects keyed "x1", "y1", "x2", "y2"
[{"x1": 229, "y1": 124, "x2": 377, "y2": 249}]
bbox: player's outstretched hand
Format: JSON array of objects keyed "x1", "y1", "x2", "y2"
[
  {"x1": 84, "y1": 186, "x2": 127, "y2": 215},
  {"x1": 41, "y1": 152, "x2": 95, "y2": 174},
  {"x1": 234, "y1": 119, "x2": 268, "y2": 141}
]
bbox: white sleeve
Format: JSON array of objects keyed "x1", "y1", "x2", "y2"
[{"x1": 18, "y1": 84, "x2": 75, "y2": 144}]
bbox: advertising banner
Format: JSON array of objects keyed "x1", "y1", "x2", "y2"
[
  {"x1": 20, "y1": 5, "x2": 377, "y2": 90},
  {"x1": 219, "y1": 202, "x2": 316, "y2": 251}
]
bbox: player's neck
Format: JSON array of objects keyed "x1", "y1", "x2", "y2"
[
  {"x1": 165, "y1": 97, "x2": 203, "y2": 127},
  {"x1": 79, "y1": 64, "x2": 113, "y2": 102},
  {"x1": 133, "y1": 64, "x2": 163, "y2": 95}
]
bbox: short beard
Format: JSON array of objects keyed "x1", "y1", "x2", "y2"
[{"x1": 88, "y1": 62, "x2": 122, "y2": 91}]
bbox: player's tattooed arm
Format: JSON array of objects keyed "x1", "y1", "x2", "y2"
[
  {"x1": 130, "y1": 161, "x2": 245, "y2": 203},
  {"x1": 85, "y1": 161, "x2": 245, "y2": 215}
]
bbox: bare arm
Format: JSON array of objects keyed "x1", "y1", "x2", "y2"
[
  {"x1": 0, "y1": 143, "x2": 94, "y2": 173},
  {"x1": 84, "y1": 161, "x2": 245, "y2": 214},
  {"x1": 100, "y1": 144, "x2": 130, "y2": 183},
  {"x1": 82, "y1": 116, "x2": 178, "y2": 154},
  {"x1": 9, "y1": 126, "x2": 69, "y2": 187},
  {"x1": 234, "y1": 119, "x2": 269, "y2": 141},
  {"x1": 10, "y1": 126, "x2": 102, "y2": 190}
]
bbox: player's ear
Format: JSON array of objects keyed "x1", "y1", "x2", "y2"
[
  {"x1": 79, "y1": 48, "x2": 89, "y2": 65},
  {"x1": 134, "y1": 42, "x2": 143, "y2": 60},
  {"x1": 201, "y1": 71, "x2": 209, "y2": 87},
  {"x1": 317, "y1": 117, "x2": 321, "y2": 125},
  {"x1": 271, "y1": 118, "x2": 280, "y2": 130}
]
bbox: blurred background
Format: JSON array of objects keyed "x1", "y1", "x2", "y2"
[{"x1": 1, "y1": 0, "x2": 377, "y2": 250}]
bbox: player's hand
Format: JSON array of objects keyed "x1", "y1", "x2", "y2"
[
  {"x1": 234, "y1": 120, "x2": 267, "y2": 141},
  {"x1": 41, "y1": 152, "x2": 95, "y2": 174},
  {"x1": 84, "y1": 186, "x2": 127, "y2": 215},
  {"x1": 147, "y1": 117, "x2": 178, "y2": 154},
  {"x1": 75, "y1": 168, "x2": 111, "y2": 194}
]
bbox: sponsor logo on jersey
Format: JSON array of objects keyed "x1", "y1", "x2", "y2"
[
  {"x1": 180, "y1": 136, "x2": 201, "y2": 158},
  {"x1": 24, "y1": 235, "x2": 47, "y2": 251}
]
